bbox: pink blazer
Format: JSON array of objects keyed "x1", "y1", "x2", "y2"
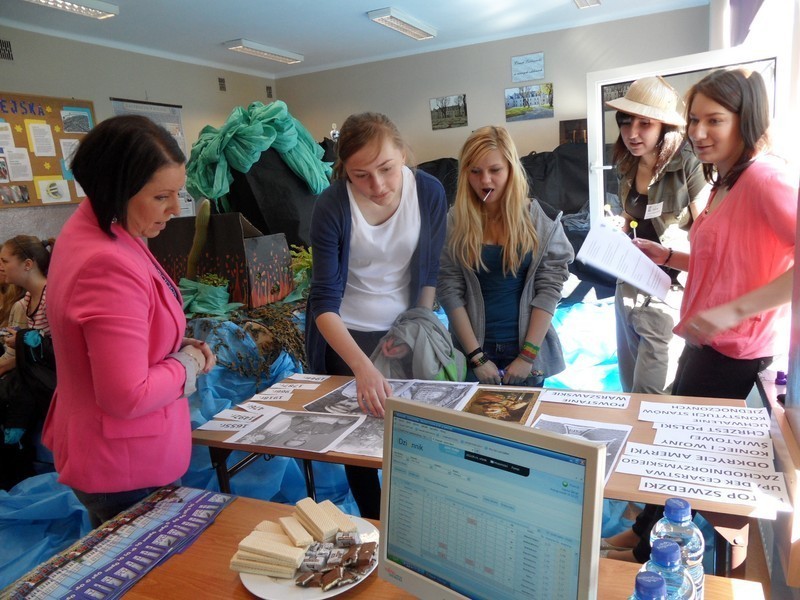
[{"x1": 43, "y1": 201, "x2": 190, "y2": 493}]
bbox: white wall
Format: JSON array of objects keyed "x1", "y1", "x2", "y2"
[
  {"x1": 0, "y1": 25, "x2": 274, "y2": 241},
  {"x1": 0, "y1": 7, "x2": 709, "y2": 240},
  {"x1": 278, "y1": 7, "x2": 709, "y2": 164}
]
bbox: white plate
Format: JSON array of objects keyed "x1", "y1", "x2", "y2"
[{"x1": 239, "y1": 516, "x2": 379, "y2": 599}]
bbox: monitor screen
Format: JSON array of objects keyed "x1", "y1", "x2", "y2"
[{"x1": 379, "y1": 396, "x2": 604, "y2": 600}]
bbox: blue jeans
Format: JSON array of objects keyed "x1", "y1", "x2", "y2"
[{"x1": 467, "y1": 341, "x2": 544, "y2": 387}]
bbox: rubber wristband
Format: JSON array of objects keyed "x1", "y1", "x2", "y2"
[
  {"x1": 470, "y1": 354, "x2": 489, "y2": 368},
  {"x1": 466, "y1": 347, "x2": 483, "y2": 361}
]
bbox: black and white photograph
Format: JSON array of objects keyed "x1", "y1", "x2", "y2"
[
  {"x1": 331, "y1": 416, "x2": 385, "y2": 458},
  {"x1": 227, "y1": 410, "x2": 365, "y2": 453},
  {"x1": 60, "y1": 108, "x2": 93, "y2": 133},
  {"x1": 530, "y1": 415, "x2": 632, "y2": 483},
  {"x1": 395, "y1": 380, "x2": 476, "y2": 410}
]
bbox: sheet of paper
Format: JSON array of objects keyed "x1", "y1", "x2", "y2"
[
  {"x1": 26, "y1": 120, "x2": 56, "y2": 156},
  {"x1": 576, "y1": 222, "x2": 670, "y2": 300},
  {"x1": 652, "y1": 422, "x2": 771, "y2": 439},
  {"x1": 211, "y1": 409, "x2": 262, "y2": 423},
  {"x1": 638, "y1": 401, "x2": 770, "y2": 428},
  {"x1": 538, "y1": 388, "x2": 629, "y2": 409},
  {"x1": 652, "y1": 429, "x2": 773, "y2": 459},
  {"x1": 531, "y1": 414, "x2": 631, "y2": 484},
  {"x1": 638, "y1": 477, "x2": 790, "y2": 514},
  {"x1": 288, "y1": 373, "x2": 330, "y2": 382},
  {"x1": 237, "y1": 403, "x2": 284, "y2": 416},
  {"x1": 616, "y1": 454, "x2": 787, "y2": 492},
  {"x1": 250, "y1": 391, "x2": 293, "y2": 402},
  {"x1": 6, "y1": 147, "x2": 33, "y2": 180},
  {"x1": 195, "y1": 420, "x2": 251, "y2": 432},
  {"x1": 623, "y1": 442, "x2": 774, "y2": 472},
  {"x1": 269, "y1": 382, "x2": 320, "y2": 391}
]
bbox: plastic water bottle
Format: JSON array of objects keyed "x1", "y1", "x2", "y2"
[
  {"x1": 650, "y1": 498, "x2": 705, "y2": 600},
  {"x1": 628, "y1": 571, "x2": 667, "y2": 600},
  {"x1": 641, "y1": 539, "x2": 696, "y2": 599}
]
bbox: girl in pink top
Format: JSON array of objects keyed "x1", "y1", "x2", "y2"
[
  {"x1": 603, "y1": 68, "x2": 797, "y2": 565},
  {"x1": 634, "y1": 68, "x2": 796, "y2": 399}
]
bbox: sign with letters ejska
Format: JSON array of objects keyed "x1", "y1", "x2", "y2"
[{"x1": 0, "y1": 91, "x2": 95, "y2": 209}]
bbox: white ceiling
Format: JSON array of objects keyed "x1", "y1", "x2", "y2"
[{"x1": 1, "y1": 0, "x2": 708, "y2": 79}]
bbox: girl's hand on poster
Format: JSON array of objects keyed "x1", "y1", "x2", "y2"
[{"x1": 353, "y1": 363, "x2": 392, "y2": 418}]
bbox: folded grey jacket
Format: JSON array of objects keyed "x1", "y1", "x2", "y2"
[{"x1": 370, "y1": 307, "x2": 466, "y2": 381}]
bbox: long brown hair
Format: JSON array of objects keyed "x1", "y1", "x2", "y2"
[
  {"x1": 685, "y1": 68, "x2": 770, "y2": 188},
  {"x1": 2, "y1": 235, "x2": 55, "y2": 276},
  {"x1": 611, "y1": 112, "x2": 685, "y2": 183}
]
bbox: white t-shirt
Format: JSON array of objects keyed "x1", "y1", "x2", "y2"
[{"x1": 340, "y1": 166, "x2": 421, "y2": 331}]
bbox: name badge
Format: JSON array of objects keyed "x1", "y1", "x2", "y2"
[{"x1": 644, "y1": 202, "x2": 663, "y2": 219}]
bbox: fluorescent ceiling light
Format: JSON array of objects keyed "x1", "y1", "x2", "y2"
[
  {"x1": 368, "y1": 7, "x2": 436, "y2": 41},
  {"x1": 574, "y1": 0, "x2": 601, "y2": 8},
  {"x1": 225, "y1": 39, "x2": 303, "y2": 64},
  {"x1": 22, "y1": 0, "x2": 119, "y2": 19}
]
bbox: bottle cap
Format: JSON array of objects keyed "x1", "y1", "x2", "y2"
[
  {"x1": 650, "y1": 538, "x2": 681, "y2": 568},
  {"x1": 664, "y1": 497, "x2": 692, "y2": 522},
  {"x1": 776, "y1": 371, "x2": 787, "y2": 385},
  {"x1": 634, "y1": 571, "x2": 667, "y2": 600}
]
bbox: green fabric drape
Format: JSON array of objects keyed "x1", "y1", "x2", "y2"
[{"x1": 185, "y1": 100, "x2": 332, "y2": 203}]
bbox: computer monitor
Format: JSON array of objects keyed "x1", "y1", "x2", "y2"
[{"x1": 379, "y1": 395, "x2": 604, "y2": 600}]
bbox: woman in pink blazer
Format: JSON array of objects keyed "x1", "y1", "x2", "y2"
[{"x1": 44, "y1": 116, "x2": 216, "y2": 527}]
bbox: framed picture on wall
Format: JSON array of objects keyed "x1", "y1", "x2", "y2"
[
  {"x1": 504, "y1": 84, "x2": 554, "y2": 122},
  {"x1": 429, "y1": 94, "x2": 468, "y2": 130}
]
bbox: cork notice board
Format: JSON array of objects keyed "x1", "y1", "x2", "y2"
[{"x1": 0, "y1": 92, "x2": 95, "y2": 209}]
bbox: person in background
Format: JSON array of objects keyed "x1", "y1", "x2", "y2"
[
  {"x1": 605, "y1": 76, "x2": 710, "y2": 395},
  {"x1": 305, "y1": 112, "x2": 446, "y2": 518},
  {"x1": 0, "y1": 245, "x2": 28, "y2": 375},
  {"x1": 0, "y1": 235, "x2": 54, "y2": 489},
  {"x1": 44, "y1": 115, "x2": 216, "y2": 527},
  {"x1": 437, "y1": 126, "x2": 572, "y2": 386},
  {"x1": 604, "y1": 68, "x2": 797, "y2": 563}
]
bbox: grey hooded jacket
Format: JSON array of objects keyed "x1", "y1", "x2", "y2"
[{"x1": 436, "y1": 200, "x2": 573, "y2": 378}]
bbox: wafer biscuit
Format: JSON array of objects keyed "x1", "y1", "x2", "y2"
[
  {"x1": 238, "y1": 532, "x2": 305, "y2": 567},
  {"x1": 248, "y1": 529, "x2": 294, "y2": 546},
  {"x1": 279, "y1": 515, "x2": 314, "y2": 547},
  {"x1": 295, "y1": 497, "x2": 338, "y2": 542},
  {"x1": 230, "y1": 554, "x2": 298, "y2": 578},
  {"x1": 319, "y1": 499, "x2": 358, "y2": 533},
  {"x1": 254, "y1": 520, "x2": 284, "y2": 534}
]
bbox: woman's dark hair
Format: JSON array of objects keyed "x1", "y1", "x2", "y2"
[
  {"x1": 333, "y1": 112, "x2": 412, "y2": 180},
  {"x1": 685, "y1": 68, "x2": 770, "y2": 188},
  {"x1": 3, "y1": 235, "x2": 55, "y2": 276},
  {"x1": 70, "y1": 115, "x2": 185, "y2": 237},
  {"x1": 611, "y1": 111, "x2": 684, "y2": 181}
]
